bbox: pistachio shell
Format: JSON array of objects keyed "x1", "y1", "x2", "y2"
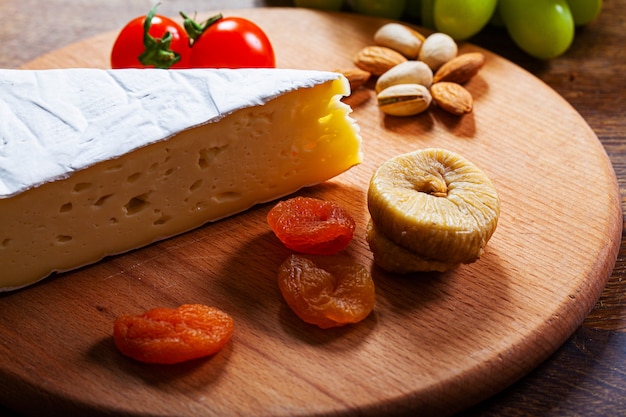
[
  {"x1": 376, "y1": 61, "x2": 434, "y2": 93},
  {"x1": 377, "y1": 83, "x2": 432, "y2": 116},
  {"x1": 419, "y1": 33, "x2": 458, "y2": 71},
  {"x1": 373, "y1": 23, "x2": 425, "y2": 59}
]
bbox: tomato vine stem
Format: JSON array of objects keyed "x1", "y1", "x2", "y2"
[
  {"x1": 138, "y1": 3, "x2": 181, "y2": 69},
  {"x1": 180, "y1": 11, "x2": 223, "y2": 46}
]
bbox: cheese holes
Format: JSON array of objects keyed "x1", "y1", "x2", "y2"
[
  {"x1": 198, "y1": 149, "x2": 213, "y2": 169},
  {"x1": 106, "y1": 163, "x2": 124, "y2": 172},
  {"x1": 59, "y1": 202, "x2": 73, "y2": 213},
  {"x1": 127, "y1": 172, "x2": 141, "y2": 183},
  {"x1": 198, "y1": 146, "x2": 227, "y2": 169},
  {"x1": 153, "y1": 210, "x2": 171, "y2": 226},
  {"x1": 213, "y1": 192, "x2": 241, "y2": 203},
  {"x1": 189, "y1": 179, "x2": 203, "y2": 192},
  {"x1": 124, "y1": 192, "x2": 151, "y2": 215},
  {"x1": 56, "y1": 235, "x2": 73, "y2": 243},
  {"x1": 93, "y1": 194, "x2": 112, "y2": 207},
  {"x1": 73, "y1": 182, "x2": 92, "y2": 192},
  {"x1": 153, "y1": 216, "x2": 171, "y2": 226}
]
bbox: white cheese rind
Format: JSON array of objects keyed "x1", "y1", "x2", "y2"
[
  {"x1": 0, "y1": 68, "x2": 362, "y2": 291},
  {"x1": 0, "y1": 68, "x2": 345, "y2": 198}
]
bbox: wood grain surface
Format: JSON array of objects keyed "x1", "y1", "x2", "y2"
[{"x1": 0, "y1": 6, "x2": 623, "y2": 417}]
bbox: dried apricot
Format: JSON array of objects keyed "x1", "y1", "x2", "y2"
[
  {"x1": 267, "y1": 196, "x2": 356, "y2": 255},
  {"x1": 278, "y1": 254, "x2": 375, "y2": 329},
  {"x1": 113, "y1": 304, "x2": 234, "y2": 364}
]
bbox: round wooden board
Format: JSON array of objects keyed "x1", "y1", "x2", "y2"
[{"x1": 1, "y1": 8, "x2": 621, "y2": 417}]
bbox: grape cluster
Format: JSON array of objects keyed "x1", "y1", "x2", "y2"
[{"x1": 293, "y1": 0, "x2": 603, "y2": 59}]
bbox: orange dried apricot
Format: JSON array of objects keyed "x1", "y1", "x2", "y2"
[
  {"x1": 267, "y1": 196, "x2": 356, "y2": 255},
  {"x1": 113, "y1": 304, "x2": 234, "y2": 364},
  {"x1": 278, "y1": 254, "x2": 375, "y2": 329}
]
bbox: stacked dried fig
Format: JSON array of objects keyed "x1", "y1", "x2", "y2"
[
  {"x1": 366, "y1": 148, "x2": 501, "y2": 273},
  {"x1": 348, "y1": 22, "x2": 486, "y2": 117}
]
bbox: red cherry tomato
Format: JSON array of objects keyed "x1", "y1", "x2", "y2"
[
  {"x1": 189, "y1": 17, "x2": 275, "y2": 68},
  {"x1": 111, "y1": 11, "x2": 190, "y2": 69}
]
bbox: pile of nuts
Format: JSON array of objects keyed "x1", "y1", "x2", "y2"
[{"x1": 342, "y1": 23, "x2": 486, "y2": 117}]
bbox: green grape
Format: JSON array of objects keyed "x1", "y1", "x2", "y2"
[
  {"x1": 566, "y1": 0, "x2": 602, "y2": 26},
  {"x1": 434, "y1": 0, "x2": 498, "y2": 40},
  {"x1": 499, "y1": 0, "x2": 575, "y2": 59},
  {"x1": 351, "y1": 0, "x2": 406, "y2": 19},
  {"x1": 293, "y1": 0, "x2": 345, "y2": 10}
]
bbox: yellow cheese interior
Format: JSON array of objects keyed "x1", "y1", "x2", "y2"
[{"x1": 0, "y1": 78, "x2": 361, "y2": 290}]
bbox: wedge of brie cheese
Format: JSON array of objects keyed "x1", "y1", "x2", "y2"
[{"x1": 0, "y1": 68, "x2": 362, "y2": 291}]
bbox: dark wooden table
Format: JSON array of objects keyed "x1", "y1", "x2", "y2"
[{"x1": 1, "y1": 0, "x2": 624, "y2": 415}]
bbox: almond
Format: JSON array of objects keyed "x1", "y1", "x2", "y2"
[
  {"x1": 433, "y1": 52, "x2": 486, "y2": 84},
  {"x1": 430, "y1": 82, "x2": 473, "y2": 116},
  {"x1": 354, "y1": 46, "x2": 408, "y2": 77},
  {"x1": 336, "y1": 68, "x2": 372, "y2": 92}
]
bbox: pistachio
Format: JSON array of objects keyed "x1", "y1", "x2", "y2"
[
  {"x1": 354, "y1": 46, "x2": 408, "y2": 76},
  {"x1": 418, "y1": 33, "x2": 458, "y2": 71},
  {"x1": 377, "y1": 83, "x2": 432, "y2": 117},
  {"x1": 373, "y1": 23, "x2": 425, "y2": 59},
  {"x1": 430, "y1": 82, "x2": 473, "y2": 115},
  {"x1": 376, "y1": 60, "x2": 433, "y2": 93},
  {"x1": 433, "y1": 52, "x2": 486, "y2": 84}
]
